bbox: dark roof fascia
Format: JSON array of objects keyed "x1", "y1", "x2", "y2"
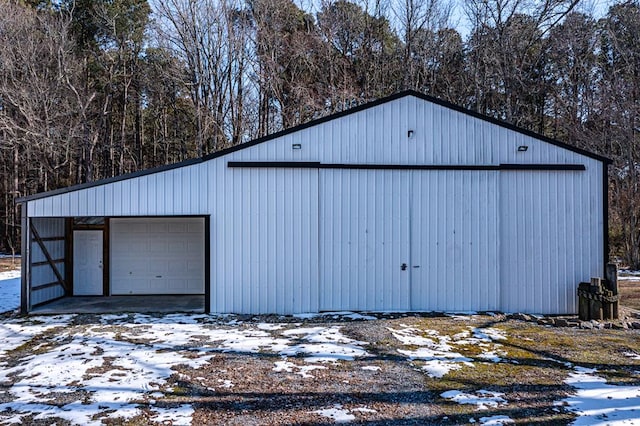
[
  {"x1": 17, "y1": 90, "x2": 611, "y2": 204},
  {"x1": 15, "y1": 158, "x2": 203, "y2": 204}
]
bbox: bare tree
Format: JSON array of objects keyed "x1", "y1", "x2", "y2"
[
  {"x1": 153, "y1": 0, "x2": 251, "y2": 153},
  {"x1": 465, "y1": 0, "x2": 580, "y2": 128},
  {"x1": 392, "y1": 0, "x2": 452, "y2": 91},
  {"x1": 597, "y1": 2, "x2": 640, "y2": 267},
  {"x1": 0, "y1": 1, "x2": 90, "y2": 250}
]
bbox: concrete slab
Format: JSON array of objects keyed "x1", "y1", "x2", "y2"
[{"x1": 31, "y1": 295, "x2": 205, "y2": 314}]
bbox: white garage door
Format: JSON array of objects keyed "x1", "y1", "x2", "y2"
[{"x1": 110, "y1": 218, "x2": 205, "y2": 295}]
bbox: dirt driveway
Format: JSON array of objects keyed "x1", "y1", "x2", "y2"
[{"x1": 0, "y1": 311, "x2": 639, "y2": 425}]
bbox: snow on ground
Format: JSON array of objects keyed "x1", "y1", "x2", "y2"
[
  {"x1": 617, "y1": 270, "x2": 640, "y2": 280},
  {"x1": 361, "y1": 365, "x2": 381, "y2": 371},
  {"x1": 0, "y1": 270, "x2": 20, "y2": 313},
  {"x1": 478, "y1": 415, "x2": 515, "y2": 425},
  {"x1": 562, "y1": 366, "x2": 640, "y2": 425},
  {"x1": 280, "y1": 326, "x2": 369, "y2": 362},
  {"x1": 0, "y1": 314, "x2": 74, "y2": 365},
  {"x1": 625, "y1": 352, "x2": 640, "y2": 361},
  {"x1": 311, "y1": 404, "x2": 377, "y2": 423},
  {"x1": 273, "y1": 360, "x2": 327, "y2": 378},
  {"x1": 618, "y1": 270, "x2": 640, "y2": 276},
  {"x1": 0, "y1": 313, "x2": 372, "y2": 425},
  {"x1": 441, "y1": 390, "x2": 507, "y2": 410},
  {"x1": 388, "y1": 324, "x2": 507, "y2": 378}
]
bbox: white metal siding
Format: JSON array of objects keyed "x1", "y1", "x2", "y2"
[
  {"x1": 319, "y1": 170, "x2": 410, "y2": 311},
  {"x1": 25, "y1": 94, "x2": 606, "y2": 315},
  {"x1": 110, "y1": 218, "x2": 205, "y2": 295},
  {"x1": 28, "y1": 165, "x2": 209, "y2": 217},
  {"x1": 411, "y1": 170, "x2": 500, "y2": 312},
  {"x1": 211, "y1": 168, "x2": 319, "y2": 314},
  {"x1": 500, "y1": 165, "x2": 603, "y2": 314}
]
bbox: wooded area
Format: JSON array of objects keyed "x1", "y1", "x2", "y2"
[{"x1": 1, "y1": 0, "x2": 639, "y2": 267}]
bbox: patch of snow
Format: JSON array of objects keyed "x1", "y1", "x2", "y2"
[
  {"x1": 479, "y1": 415, "x2": 515, "y2": 425},
  {"x1": 218, "y1": 379, "x2": 234, "y2": 388},
  {"x1": 280, "y1": 326, "x2": 369, "y2": 362},
  {"x1": 352, "y1": 406, "x2": 377, "y2": 413},
  {"x1": 273, "y1": 360, "x2": 295, "y2": 372},
  {"x1": 441, "y1": 390, "x2": 507, "y2": 410},
  {"x1": 624, "y1": 352, "x2": 640, "y2": 361},
  {"x1": 389, "y1": 326, "x2": 473, "y2": 378},
  {"x1": 132, "y1": 323, "x2": 292, "y2": 353},
  {"x1": 150, "y1": 405, "x2": 194, "y2": 425},
  {"x1": 257, "y1": 323, "x2": 283, "y2": 330},
  {"x1": 0, "y1": 270, "x2": 21, "y2": 313},
  {"x1": 273, "y1": 360, "x2": 326, "y2": 378},
  {"x1": 361, "y1": 365, "x2": 381, "y2": 371},
  {"x1": 313, "y1": 404, "x2": 356, "y2": 423},
  {"x1": 473, "y1": 327, "x2": 507, "y2": 341},
  {"x1": 616, "y1": 276, "x2": 640, "y2": 281},
  {"x1": 562, "y1": 366, "x2": 640, "y2": 425},
  {"x1": 477, "y1": 351, "x2": 504, "y2": 363}
]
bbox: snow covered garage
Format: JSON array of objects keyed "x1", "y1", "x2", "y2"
[{"x1": 17, "y1": 91, "x2": 610, "y2": 315}]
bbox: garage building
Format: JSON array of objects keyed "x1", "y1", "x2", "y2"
[{"x1": 17, "y1": 91, "x2": 610, "y2": 315}]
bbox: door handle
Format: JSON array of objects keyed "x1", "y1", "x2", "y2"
[
  {"x1": 413, "y1": 265, "x2": 420, "y2": 268},
  {"x1": 401, "y1": 263, "x2": 407, "y2": 271}
]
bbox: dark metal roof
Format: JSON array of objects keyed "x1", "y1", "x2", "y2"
[{"x1": 16, "y1": 90, "x2": 611, "y2": 203}]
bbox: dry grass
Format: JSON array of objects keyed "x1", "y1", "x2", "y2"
[{"x1": 619, "y1": 278, "x2": 640, "y2": 311}]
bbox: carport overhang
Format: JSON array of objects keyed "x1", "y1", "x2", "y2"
[{"x1": 16, "y1": 208, "x2": 210, "y2": 315}]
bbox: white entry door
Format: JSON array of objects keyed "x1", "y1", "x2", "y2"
[{"x1": 73, "y1": 230, "x2": 104, "y2": 295}]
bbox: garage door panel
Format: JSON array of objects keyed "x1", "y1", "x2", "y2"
[{"x1": 110, "y1": 218, "x2": 205, "y2": 295}]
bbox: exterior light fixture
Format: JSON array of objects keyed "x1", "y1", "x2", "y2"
[
  {"x1": 407, "y1": 130, "x2": 414, "y2": 138},
  {"x1": 518, "y1": 145, "x2": 528, "y2": 152},
  {"x1": 292, "y1": 143, "x2": 302, "y2": 150}
]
